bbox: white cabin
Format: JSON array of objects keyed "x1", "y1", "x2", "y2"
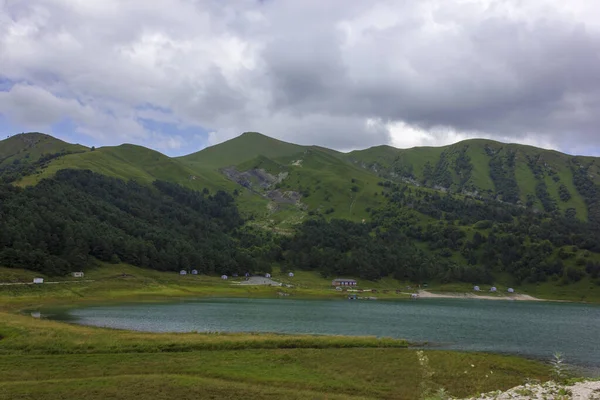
[
  {"x1": 191, "y1": 269, "x2": 198, "y2": 275},
  {"x1": 288, "y1": 272, "x2": 294, "y2": 277},
  {"x1": 507, "y1": 288, "x2": 515, "y2": 293},
  {"x1": 180, "y1": 270, "x2": 187, "y2": 275},
  {"x1": 221, "y1": 275, "x2": 228, "y2": 280},
  {"x1": 473, "y1": 286, "x2": 480, "y2": 291},
  {"x1": 72, "y1": 272, "x2": 84, "y2": 278},
  {"x1": 33, "y1": 278, "x2": 44, "y2": 284},
  {"x1": 490, "y1": 287, "x2": 497, "y2": 292},
  {"x1": 265, "y1": 273, "x2": 271, "y2": 278}
]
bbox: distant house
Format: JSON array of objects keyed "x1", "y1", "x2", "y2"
[
  {"x1": 221, "y1": 275, "x2": 228, "y2": 280},
  {"x1": 265, "y1": 273, "x2": 271, "y2": 278},
  {"x1": 473, "y1": 286, "x2": 480, "y2": 291},
  {"x1": 288, "y1": 272, "x2": 294, "y2": 277},
  {"x1": 180, "y1": 270, "x2": 187, "y2": 275},
  {"x1": 490, "y1": 287, "x2": 497, "y2": 292},
  {"x1": 33, "y1": 278, "x2": 44, "y2": 284},
  {"x1": 72, "y1": 272, "x2": 84, "y2": 278},
  {"x1": 245, "y1": 272, "x2": 250, "y2": 277},
  {"x1": 331, "y1": 278, "x2": 357, "y2": 287},
  {"x1": 507, "y1": 288, "x2": 515, "y2": 293},
  {"x1": 191, "y1": 269, "x2": 198, "y2": 275}
]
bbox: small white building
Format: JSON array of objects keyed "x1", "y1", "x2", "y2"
[
  {"x1": 490, "y1": 287, "x2": 497, "y2": 292},
  {"x1": 33, "y1": 278, "x2": 44, "y2": 284},
  {"x1": 191, "y1": 269, "x2": 198, "y2": 275},
  {"x1": 288, "y1": 272, "x2": 294, "y2": 277},
  {"x1": 180, "y1": 270, "x2": 187, "y2": 275},
  {"x1": 473, "y1": 285, "x2": 480, "y2": 292},
  {"x1": 507, "y1": 288, "x2": 515, "y2": 293},
  {"x1": 265, "y1": 273, "x2": 271, "y2": 278},
  {"x1": 72, "y1": 272, "x2": 84, "y2": 278},
  {"x1": 221, "y1": 275, "x2": 228, "y2": 280},
  {"x1": 245, "y1": 272, "x2": 250, "y2": 277}
]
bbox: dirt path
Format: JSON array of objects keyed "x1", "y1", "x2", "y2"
[
  {"x1": 235, "y1": 276, "x2": 282, "y2": 286},
  {"x1": 0, "y1": 280, "x2": 95, "y2": 286}
]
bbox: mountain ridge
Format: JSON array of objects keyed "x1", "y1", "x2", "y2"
[
  {"x1": 1, "y1": 131, "x2": 598, "y2": 224},
  {"x1": 3, "y1": 131, "x2": 600, "y2": 296}
]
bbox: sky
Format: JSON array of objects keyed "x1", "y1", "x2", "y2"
[{"x1": 1, "y1": 0, "x2": 599, "y2": 156}]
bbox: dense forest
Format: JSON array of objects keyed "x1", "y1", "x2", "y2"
[
  {"x1": 2, "y1": 169, "x2": 600, "y2": 286},
  {"x1": 0, "y1": 170, "x2": 272, "y2": 275}
]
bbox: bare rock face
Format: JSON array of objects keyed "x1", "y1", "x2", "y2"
[{"x1": 220, "y1": 167, "x2": 302, "y2": 207}]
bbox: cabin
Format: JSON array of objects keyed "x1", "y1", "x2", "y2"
[
  {"x1": 288, "y1": 272, "x2": 294, "y2": 277},
  {"x1": 265, "y1": 273, "x2": 271, "y2": 278},
  {"x1": 191, "y1": 269, "x2": 198, "y2": 275},
  {"x1": 490, "y1": 287, "x2": 497, "y2": 292},
  {"x1": 507, "y1": 288, "x2": 515, "y2": 293},
  {"x1": 331, "y1": 278, "x2": 357, "y2": 287},
  {"x1": 33, "y1": 278, "x2": 44, "y2": 284},
  {"x1": 473, "y1": 286, "x2": 480, "y2": 291},
  {"x1": 245, "y1": 272, "x2": 250, "y2": 277},
  {"x1": 72, "y1": 272, "x2": 84, "y2": 278},
  {"x1": 221, "y1": 275, "x2": 228, "y2": 280},
  {"x1": 180, "y1": 270, "x2": 187, "y2": 275}
]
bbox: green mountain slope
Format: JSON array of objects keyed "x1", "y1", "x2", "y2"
[
  {"x1": 0, "y1": 132, "x2": 87, "y2": 166},
  {"x1": 346, "y1": 139, "x2": 597, "y2": 221},
  {"x1": 3, "y1": 132, "x2": 600, "y2": 297},
  {"x1": 178, "y1": 132, "x2": 307, "y2": 169},
  {"x1": 16, "y1": 143, "x2": 234, "y2": 192},
  {"x1": 3, "y1": 131, "x2": 600, "y2": 226}
]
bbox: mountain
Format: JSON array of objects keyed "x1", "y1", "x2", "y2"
[
  {"x1": 346, "y1": 139, "x2": 597, "y2": 221},
  {"x1": 2, "y1": 132, "x2": 599, "y2": 225},
  {"x1": 0, "y1": 132, "x2": 87, "y2": 166},
  {"x1": 2, "y1": 132, "x2": 600, "y2": 226},
  {"x1": 2, "y1": 132, "x2": 600, "y2": 297}
]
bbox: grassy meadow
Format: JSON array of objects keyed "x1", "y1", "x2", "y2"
[{"x1": 0, "y1": 311, "x2": 552, "y2": 400}]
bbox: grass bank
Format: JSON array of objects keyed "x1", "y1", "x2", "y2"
[{"x1": 0, "y1": 312, "x2": 552, "y2": 399}]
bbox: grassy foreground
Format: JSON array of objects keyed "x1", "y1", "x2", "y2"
[
  {"x1": 0, "y1": 264, "x2": 555, "y2": 399},
  {"x1": 0, "y1": 313, "x2": 552, "y2": 400}
]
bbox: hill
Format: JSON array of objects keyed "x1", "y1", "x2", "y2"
[
  {"x1": 346, "y1": 138, "x2": 597, "y2": 222},
  {"x1": 178, "y1": 131, "x2": 308, "y2": 168},
  {"x1": 2, "y1": 131, "x2": 600, "y2": 296},
  {"x1": 4, "y1": 132, "x2": 600, "y2": 226}
]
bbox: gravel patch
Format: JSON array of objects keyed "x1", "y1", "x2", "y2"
[{"x1": 462, "y1": 381, "x2": 600, "y2": 400}]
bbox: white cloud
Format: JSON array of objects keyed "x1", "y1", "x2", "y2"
[{"x1": 1, "y1": 0, "x2": 599, "y2": 154}]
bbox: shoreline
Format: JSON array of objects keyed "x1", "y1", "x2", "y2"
[{"x1": 417, "y1": 290, "x2": 548, "y2": 302}]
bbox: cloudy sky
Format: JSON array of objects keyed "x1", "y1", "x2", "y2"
[{"x1": 1, "y1": 0, "x2": 599, "y2": 156}]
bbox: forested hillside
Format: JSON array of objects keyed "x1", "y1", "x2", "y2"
[
  {"x1": 2, "y1": 132, "x2": 600, "y2": 289},
  {"x1": 347, "y1": 139, "x2": 596, "y2": 222},
  {"x1": 0, "y1": 170, "x2": 275, "y2": 275}
]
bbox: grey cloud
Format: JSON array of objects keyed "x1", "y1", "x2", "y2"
[{"x1": 257, "y1": 1, "x2": 600, "y2": 150}]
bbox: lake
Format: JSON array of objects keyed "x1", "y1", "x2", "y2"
[{"x1": 53, "y1": 298, "x2": 600, "y2": 369}]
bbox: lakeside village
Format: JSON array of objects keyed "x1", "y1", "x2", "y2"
[{"x1": 23, "y1": 271, "x2": 517, "y2": 300}]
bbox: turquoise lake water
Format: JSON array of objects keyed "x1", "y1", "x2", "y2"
[{"x1": 57, "y1": 298, "x2": 600, "y2": 369}]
